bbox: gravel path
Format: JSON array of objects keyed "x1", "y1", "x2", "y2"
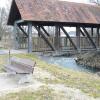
[{"x1": 0, "y1": 49, "x2": 27, "y2": 55}]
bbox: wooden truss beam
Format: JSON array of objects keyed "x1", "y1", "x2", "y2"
[
  {"x1": 40, "y1": 26, "x2": 50, "y2": 36},
  {"x1": 60, "y1": 26, "x2": 77, "y2": 50},
  {"x1": 18, "y1": 25, "x2": 28, "y2": 37},
  {"x1": 13, "y1": 22, "x2": 20, "y2": 49},
  {"x1": 82, "y1": 27, "x2": 96, "y2": 49},
  {"x1": 91, "y1": 28, "x2": 93, "y2": 36},
  {"x1": 34, "y1": 25, "x2": 55, "y2": 51},
  {"x1": 55, "y1": 26, "x2": 60, "y2": 50},
  {"x1": 76, "y1": 26, "x2": 80, "y2": 49},
  {"x1": 28, "y1": 22, "x2": 33, "y2": 53},
  {"x1": 38, "y1": 26, "x2": 41, "y2": 37},
  {"x1": 79, "y1": 28, "x2": 85, "y2": 36},
  {"x1": 15, "y1": 20, "x2": 25, "y2": 25},
  {"x1": 80, "y1": 28, "x2": 91, "y2": 46},
  {"x1": 97, "y1": 27, "x2": 99, "y2": 47}
]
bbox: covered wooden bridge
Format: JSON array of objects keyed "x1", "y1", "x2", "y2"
[{"x1": 7, "y1": 0, "x2": 100, "y2": 53}]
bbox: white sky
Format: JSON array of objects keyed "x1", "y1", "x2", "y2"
[{"x1": 0, "y1": 0, "x2": 7, "y2": 7}]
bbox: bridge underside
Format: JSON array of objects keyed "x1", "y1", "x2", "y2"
[{"x1": 14, "y1": 20, "x2": 100, "y2": 53}]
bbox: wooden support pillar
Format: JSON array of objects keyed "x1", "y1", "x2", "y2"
[
  {"x1": 38, "y1": 26, "x2": 41, "y2": 37},
  {"x1": 55, "y1": 25, "x2": 60, "y2": 50},
  {"x1": 28, "y1": 22, "x2": 33, "y2": 53},
  {"x1": 13, "y1": 22, "x2": 19, "y2": 49},
  {"x1": 76, "y1": 26, "x2": 80, "y2": 50},
  {"x1": 97, "y1": 27, "x2": 99, "y2": 48},
  {"x1": 91, "y1": 28, "x2": 93, "y2": 37}
]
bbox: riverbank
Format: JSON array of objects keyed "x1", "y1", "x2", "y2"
[
  {"x1": 0, "y1": 54, "x2": 100, "y2": 99},
  {"x1": 76, "y1": 51, "x2": 100, "y2": 71}
]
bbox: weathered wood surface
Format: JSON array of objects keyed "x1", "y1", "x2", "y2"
[{"x1": 4, "y1": 57, "x2": 36, "y2": 74}]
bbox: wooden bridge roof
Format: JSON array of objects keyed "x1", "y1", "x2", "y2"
[{"x1": 8, "y1": 0, "x2": 100, "y2": 26}]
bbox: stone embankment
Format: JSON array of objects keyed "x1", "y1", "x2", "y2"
[{"x1": 75, "y1": 51, "x2": 100, "y2": 70}]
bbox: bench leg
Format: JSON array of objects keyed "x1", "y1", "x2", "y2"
[{"x1": 18, "y1": 74, "x2": 33, "y2": 84}]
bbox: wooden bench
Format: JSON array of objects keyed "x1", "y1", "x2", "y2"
[
  {"x1": 4, "y1": 57, "x2": 36, "y2": 84},
  {"x1": 4, "y1": 57, "x2": 36, "y2": 74}
]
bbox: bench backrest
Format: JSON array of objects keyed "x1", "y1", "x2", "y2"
[{"x1": 10, "y1": 57, "x2": 36, "y2": 73}]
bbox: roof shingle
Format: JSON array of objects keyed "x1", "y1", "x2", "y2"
[{"x1": 8, "y1": 0, "x2": 100, "y2": 25}]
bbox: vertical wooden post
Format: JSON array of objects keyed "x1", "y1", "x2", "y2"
[
  {"x1": 55, "y1": 25, "x2": 60, "y2": 50},
  {"x1": 28, "y1": 22, "x2": 33, "y2": 53},
  {"x1": 37, "y1": 25, "x2": 41, "y2": 51},
  {"x1": 38, "y1": 26, "x2": 41, "y2": 37},
  {"x1": 76, "y1": 26, "x2": 80, "y2": 50},
  {"x1": 13, "y1": 22, "x2": 19, "y2": 49},
  {"x1": 91, "y1": 27, "x2": 93, "y2": 37},
  {"x1": 97, "y1": 27, "x2": 99, "y2": 48}
]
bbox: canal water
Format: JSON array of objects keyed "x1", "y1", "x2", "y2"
[{"x1": 39, "y1": 56, "x2": 99, "y2": 73}]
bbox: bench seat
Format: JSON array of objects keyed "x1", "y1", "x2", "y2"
[
  {"x1": 4, "y1": 57, "x2": 36, "y2": 74},
  {"x1": 4, "y1": 65, "x2": 32, "y2": 74}
]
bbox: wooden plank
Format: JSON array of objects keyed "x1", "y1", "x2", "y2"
[
  {"x1": 80, "y1": 29, "x2": 91, "y2": 48},
  {"x1": 91, "y1": 27, "x2": 93, "y2": 37},
  {"x1": 97, "y1": 27, "x2": 99, "y2": 47},
  {"x1": 79, "y1": 28, "x2": 85, "y2": 36},
  {"x1": 4, "y1": 57, "x2": 36, "y2": 74},
  {"x1": 15, "y1": 20, "x2": 25, "y2": 24},
  {"x1": 13, "y1": 22, "x2": 19, "y2": 49},
  {"x1": 76, "y1": 26, "x2": 80, "y2": 49},
  {"x1": 18, "y1": 25, "x2": 28, "y2": 37},
  {"x1": 34, "y1": 25, "x2": 55, "y2": 51},
  {"x1": 60, "y1": 26, "x2": 77, "y2": 50},
  {"x1": 55, "y1": 26, "x2": 60, "y2": 50},
  {"x1": 40, "y1": 26, "x2": 50, "y2": 36},
  {"x1": 28, "y1": 22, "x2": 33, "y2": 53},
  {"x1": 38, "y1": 26, "x2": 41, "y2": 37},
  {"x1": 82, "y1": 27, "x2": 96, "y2": 49}
]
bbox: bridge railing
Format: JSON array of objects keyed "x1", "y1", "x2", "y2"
[{"x1": 19, "y1": 36, "x2": 100, "y2": 51}]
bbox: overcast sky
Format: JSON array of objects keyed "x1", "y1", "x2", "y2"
[
  {"x1": 0, "y1": 0, "x2": 91, "y2": 8},
  {"x1": 0, "y1": 0, "x2": 7, "y2": 7}
]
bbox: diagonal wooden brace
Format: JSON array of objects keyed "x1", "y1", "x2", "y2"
[
  {"x1": 60, "y1": 26, "x2": 77, "y2": 50},
  {"x1": 82, "y1": 27, "x2": 96, "y2": 49},
  {"x1": 40, "y1": 26, "x2": 50, "y2": 37},
  {"x1": 34, "y1": 25, "x2": 55, "y2": 51}
]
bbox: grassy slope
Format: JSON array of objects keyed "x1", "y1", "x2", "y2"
[
  {"x1": 0, "y1": 55, "x2": 8, "y2": 72},
  {"x1": 0, "y1": 86, "x2": 67, "y2": 100},
  {"x1": 0, "y1": 54, "x2": 100, "y2": 99}
]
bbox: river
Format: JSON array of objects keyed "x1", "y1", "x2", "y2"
[{"x1": 39, "y1": 56, "x2": 99, "y2": 73}]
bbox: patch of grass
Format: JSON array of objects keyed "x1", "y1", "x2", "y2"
[
  {"x1": 0, "y1": 86, "x2": 67, "y2": 100},
  {"x1": 0, "y1": 53, "x2": 100, "y2": 98},
  {"x1": 0, "y1": 55, "x2": 8, "y2": 72},
  {"x1": 14, "y1": 54, "x2": 100, "y2": 98}
]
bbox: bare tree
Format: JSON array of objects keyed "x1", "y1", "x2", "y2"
[
  {"x1": 0, "y1": 0, "x2": 13, "y2": 49},
  {"x1": 0, "y1": 7, "x2": 7, "y2": 40}
]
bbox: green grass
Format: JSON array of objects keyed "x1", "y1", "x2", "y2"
[
  {"x1": 0, "y1": 53, "x2": 100, "y2": 99},
  {"x1": 0, "y1": 55, "x2": 9, "y2": 72},
  {"x1": 0, "y1": 86, "x2": 68, "y2": 100}
]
